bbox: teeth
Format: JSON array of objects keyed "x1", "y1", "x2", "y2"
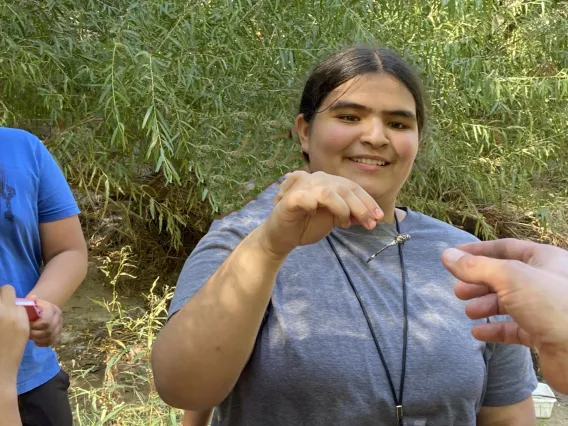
[{"x1": 352, "y1": 158, "x2": 387, "y2": 166}]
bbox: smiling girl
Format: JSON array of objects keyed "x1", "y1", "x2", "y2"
[{"x1": 152, "y1": 46, "x2": 537, "y2": 426}]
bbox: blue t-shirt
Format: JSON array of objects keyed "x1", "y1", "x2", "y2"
[{"x1": 0, "y1": 127, "x2": 80, "y2": 394}]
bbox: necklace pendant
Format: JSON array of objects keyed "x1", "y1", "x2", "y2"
[
  {"x1": 396, "y1": 405, "x2": 403, "y2": 422},
  {"x1": 366, "y1": 234, "x2": 411, "y2": 264}
]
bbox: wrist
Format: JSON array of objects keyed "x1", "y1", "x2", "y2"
[
  {"x1": 539, "y1": 338, "x2": 568, "y2": 357},
  {"x1": 249, "y1": 225, "x2": 291, "y2": 264}
]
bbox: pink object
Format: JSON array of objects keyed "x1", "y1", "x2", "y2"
[{"x1": 16, "y1": 298, "x2": 40, "y2": 321}]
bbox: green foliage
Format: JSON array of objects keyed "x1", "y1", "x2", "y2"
[
  {"x1": 1, "y1": 0, "x2": 567, "y2": 249},
  {"x1": 69, "y1": 248, "x2": 184, "y2": 424}
]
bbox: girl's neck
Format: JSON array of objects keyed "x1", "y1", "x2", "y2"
[{"x1": 378, "y1": 203, "x2": 407, "y2": 224}]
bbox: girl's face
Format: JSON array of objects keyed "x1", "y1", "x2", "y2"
[{"x1": 296, "y1": 72, "x2": 420, "y2": 208}]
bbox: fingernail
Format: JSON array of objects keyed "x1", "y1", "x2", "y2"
[
  {"x1": 374, "y1": 208, "x2": 383, "y2": 219},
  {"x1": 443, "y1": 248, "x2": 465, "y2": 264},
  {"x1": 367, "y1": 218, "x2": 376, "y2": 229}
]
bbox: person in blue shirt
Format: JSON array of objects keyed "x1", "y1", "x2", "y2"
[{"x1": 0, "y1": 127, "x2": 88, "y2": 425}]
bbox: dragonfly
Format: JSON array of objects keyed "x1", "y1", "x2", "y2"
[{"x1": 365, "y1": 223, "x2": 411, "y2": 264}]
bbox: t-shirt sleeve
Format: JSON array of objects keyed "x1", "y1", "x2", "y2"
[
  {"x1": 482, "y1": 332, "x2": 538, "y2": 407},
  {"x1": 167, "y1": 216, "x2": 251, "y2": 318},
  {"x1": 35, "y1": 141, "x2": 80, "y2": 223}
]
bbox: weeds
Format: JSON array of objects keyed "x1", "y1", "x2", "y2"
[{"x1": 65, "y1": 248, "x2": 183, "y2": 425}]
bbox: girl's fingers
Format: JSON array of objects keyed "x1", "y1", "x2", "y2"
[
  {"x1": 351, "y1": 185, "x2": 383, "y2": 221},
  {"x1": 312, "y1": 187, "x2": 351, "y2": 227},
  {"x1": 335, "y1": 187, "x2": 377, "y2": 230}
]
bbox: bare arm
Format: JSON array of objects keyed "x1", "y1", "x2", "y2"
[
  {"x1": 151, "y1": 227, "x2": 286, "y2": 410},
  {"x1": 477, "y1": 396, "x2": 535, "y2": 425},
  {"x1": 0, "y1": 385, "x2": 21, "y2": 426},
  {"x1": 27, "y1": 215, "x2": 88, "y2": 306},
  {"x1": 183, "y1": 409, "x2": 213, "y2": 426}
]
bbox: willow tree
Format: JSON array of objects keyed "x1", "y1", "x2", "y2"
[{"x1": 1, "y1": 0, "x2": 567, "y2": 256}]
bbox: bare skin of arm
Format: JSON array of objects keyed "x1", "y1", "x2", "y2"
[
  {"x1": 0, "y1": 386, "x2": 21, "y2": 426},
  {"x1": 29, "y1": 216, "x2": 88, "y2": 306},
  {"x1": 151, "y1": 227, "x2": 286, "y2": 410},
  {"x1": 183, "y1": 409, "x2": 213, "y2": 426},
  {"x1": 24, "y1": 216, "x2": 88, "y2": 347},
  {"x1": 476, "y1": 396, "x2": 535, "y2": 426}
]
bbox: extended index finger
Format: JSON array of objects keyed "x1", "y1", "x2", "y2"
[
  {"x1": 441, "y1": 248, "x2": 528, "y2": 294},
  {"x1": 350, "y1": 185, "x2": 383, "y2": 221}
]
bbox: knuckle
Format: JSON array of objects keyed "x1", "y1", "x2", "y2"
[
  {"x1": 460, "y1": 254, "x2": 479, "y2": 270},
  {"x1": 335, "y1": 185, "x2": 350, "y2": 198},
  {"x1": 357, "y1": 207, "x2": 371, "y2": 219},
  {"x1": 288, "y1": 189, "x2": 311, "y2": 207},
  {"x1": 347, "y1": 180, "x2": 361, "y2": 191},
  {"x1": 506, "y1": 259, "x2": 526, "y2": 273},
  {"x1": 282, "y1": 193, "x2": 297, "y2": 208},
  {"x1": 319, "y1": 186, "x2": 334, "y2": 199}
]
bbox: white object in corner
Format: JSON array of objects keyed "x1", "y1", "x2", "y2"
[{"x1": 532, "y1": 382, "x2": 557, "y2": 419}]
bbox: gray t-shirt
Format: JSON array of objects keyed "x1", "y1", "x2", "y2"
[{"x1": 169, "y1": 180, "x2": 537, "y2": 426}]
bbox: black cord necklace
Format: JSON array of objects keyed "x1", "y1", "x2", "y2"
[{"x1": 325, "y1": 214, "x2": 409, "y2": 426}]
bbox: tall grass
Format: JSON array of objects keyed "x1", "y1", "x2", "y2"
[
  {"x1": 68, "y1": 248, "x2": 183, "y2": 425},
  {"x1": 1, "y1": 0, "x2": 567, "y2": 254}
]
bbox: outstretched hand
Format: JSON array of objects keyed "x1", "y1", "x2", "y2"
[{"x1": 442, "y1": 238, "x2": 568, "y2": 393}]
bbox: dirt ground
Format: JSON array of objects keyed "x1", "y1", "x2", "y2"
[
  {"x1": 55, "y1": 262, "x2": 147, "y2": 390},
  {"x1": 57, "y1": 262, "x2": 568, "y2": 424}
]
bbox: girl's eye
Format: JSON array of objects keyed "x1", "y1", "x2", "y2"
[
  {"x1": 338, "y1": 115, "x2": 359, "y2": 122},
  {"x1": 390, "y1": 122, "x2": 407, "y2": 129}
]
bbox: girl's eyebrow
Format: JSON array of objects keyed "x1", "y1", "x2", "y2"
[
  {"x1": 386, "y1": 109, "x2": 417, "y2": 121},
  {"x1": 327, "y1": 100, "x2": 416, "y2": 121},
  {"x1": 327, "y1": 100, "x2": 373, "y2": 113}
]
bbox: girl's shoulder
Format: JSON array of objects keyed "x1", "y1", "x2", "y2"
[
  {"x1": 404, "y1": 208, "x2": 480, "y2": 245},
  {"x1": 209, "y1": 177, "x2": 284, "y2": 234}
]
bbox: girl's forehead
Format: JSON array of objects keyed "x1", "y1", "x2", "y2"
[{"x1": 320, "y1": 73, "x2": 416, "y2": 112}]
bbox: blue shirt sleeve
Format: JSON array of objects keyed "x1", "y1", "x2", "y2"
[{"x1": 35, "y1": 141, "x2": 80, "y2": 223}]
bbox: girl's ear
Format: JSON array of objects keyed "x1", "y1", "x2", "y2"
[{"x1": 295, "y1": 113, "x2": 310, "y2": 157}]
